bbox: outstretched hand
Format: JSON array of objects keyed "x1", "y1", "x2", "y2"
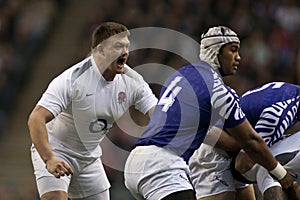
[{"x1": 46, "y1": 156, "x2": 74, "y2": 178}]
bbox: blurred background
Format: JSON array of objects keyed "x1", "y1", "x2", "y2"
[{"x1": 0, "y1": 0, "x2": 300, "y2": 199}]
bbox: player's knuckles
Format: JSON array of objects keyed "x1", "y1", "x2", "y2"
[{"x1": 47, "y1": 167, "x2": 55, "y2": 174}]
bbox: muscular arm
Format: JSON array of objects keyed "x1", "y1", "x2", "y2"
[
  {"x1": 27, "y1": 105, "x2": 55, "y2": 163},
  {"x1": 227, "y1": 119, "x2": 277, "y2": 170},
  {"x1": 236, "y1": 120, "x2": 300, "y2": 176},
  {"x1": 27, "y1": 105, "x2": 73, "y2": 177},
  {"x1": 227, "y1": 119, "x2": 293, "y2": 189}
]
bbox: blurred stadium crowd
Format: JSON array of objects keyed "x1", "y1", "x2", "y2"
[
  {"x1": 1, "y1": 0, "x2": 300, "y2": 199},
  {"x1": 79, "y1": 0, "x2": 300, "y2": 95},
  {"x1": 0, "y1": 0, "x2": 65, "y2": 136}
]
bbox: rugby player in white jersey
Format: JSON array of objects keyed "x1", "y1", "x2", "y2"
[
  {"x1": 27, "y1": 22, "x2": 157, "y2": 200},
  {"x1": 124, "y1": 26, "x2": 293, "y2": 200}
]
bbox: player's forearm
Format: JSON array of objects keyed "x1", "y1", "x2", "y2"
[
  {"x1": 228, "y1": 120, "x2": 278, "y2": 171},
  {"x1": 241, "y1": 137, "x2": 277, "y2": 171},
  {"x1": 230, "y1": 120, "x2": 289, "y2": 184}
]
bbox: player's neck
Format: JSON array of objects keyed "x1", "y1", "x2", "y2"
[{"x1": 101, "y1": 68, "x2": 116, "y2": 81}]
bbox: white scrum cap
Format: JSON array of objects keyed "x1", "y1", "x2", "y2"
[{"x1": 199, "y1": 26, "x2": 240, "y2": 70}]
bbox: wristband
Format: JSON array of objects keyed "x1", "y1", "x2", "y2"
[
  {"x1": 269, "y1": 162, "x2": 287, "y2": 180},
  {"x1": 242, "y1": 163, "x2": 258, "y2": 182}
]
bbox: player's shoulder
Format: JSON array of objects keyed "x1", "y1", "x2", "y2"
[
  {"x1": 59, "y1": 56, "x2": 93, "y2": 82},
  {"x1": 176, "y1": 61, "x2": 210, "y2": 78},
  {"x1": 172, "y1": 61, "x2": 216, "y2": 92}
]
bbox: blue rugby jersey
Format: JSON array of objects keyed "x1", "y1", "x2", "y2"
[
  {"x1": 239, "y1": 82, "x2": 300, "y2": 147},
  {"x1": 135, "y1": 61, "x2": 245, "y2": 162}
]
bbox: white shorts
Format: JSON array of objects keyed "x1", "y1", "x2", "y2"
[
  {"x1": 31, "y1": 145, "x2": 110, "y2": 199},
  {"x1": 256, "y1": 131, "x2": 300, "y2": 194},
  {"x1": 189, "y1": 143, "x2": 248, "y2": 199},
  {"x1": 124, "y1": 145, "x2": 194, "y2": 200}
]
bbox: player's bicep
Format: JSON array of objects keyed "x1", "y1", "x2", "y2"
[{"x1": 29, "y1": 105, "x2": 55, "y2": 124}]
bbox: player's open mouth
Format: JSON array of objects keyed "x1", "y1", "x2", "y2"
[
  {"x1": 117, "y1": 57, "x2": 126, "y2": 66},
  {"x1": 233, "y1": 64, "x2": 239, "y2": 70}
]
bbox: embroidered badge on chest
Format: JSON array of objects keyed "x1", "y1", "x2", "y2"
[{"x1": 117, "y1": 91, "x2": 126, "y2": 104}]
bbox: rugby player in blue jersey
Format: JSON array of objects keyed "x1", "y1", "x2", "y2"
[
  {"x1": 189, "y1": 26, "x2": 257, "y2": 200},
  {"x1": 233, "y1": 82, "x2": 300, "y2": 199},
  {"x1": 124, "y1": 26, "x2": 294, "y2": 200}
]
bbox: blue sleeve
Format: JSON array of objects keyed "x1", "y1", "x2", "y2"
[{"x1": 210, "y1": 84, "x2": 246, "y2": 129}]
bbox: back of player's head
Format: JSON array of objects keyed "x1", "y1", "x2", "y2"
[
  {"x1": 199, "y1": 26, "x2": 240, "y2": 71},
  {"x1": 91, "y1": 22, "x2": 130, "y2": 50}
]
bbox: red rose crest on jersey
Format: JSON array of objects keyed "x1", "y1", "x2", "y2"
[{"x1": 118, "y1": 91, "x2": 126, "y2": 104}]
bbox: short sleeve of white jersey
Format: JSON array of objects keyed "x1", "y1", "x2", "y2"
[
  {"x1": 134, "y1": 82, "x2": 158, "y2": 114},
  {"x1": 37, "y1": 69, "x2": 72, "y2": 117},
  {"x1": 124, "y1": 65, "x2": 158, "y2": 114}
]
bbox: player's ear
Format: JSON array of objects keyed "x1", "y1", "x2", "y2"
[{"x1": 97, "y1": 44, "x2": 104, "y2": 56}]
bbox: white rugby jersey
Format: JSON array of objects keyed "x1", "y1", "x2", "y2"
[{"x1": 37, "y1": 55, "x2": 157, "y2": 159}]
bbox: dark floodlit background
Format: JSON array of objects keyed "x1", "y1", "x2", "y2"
[{"x1": 0, "y1": 0, "x2": 299, "y2": 199}]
